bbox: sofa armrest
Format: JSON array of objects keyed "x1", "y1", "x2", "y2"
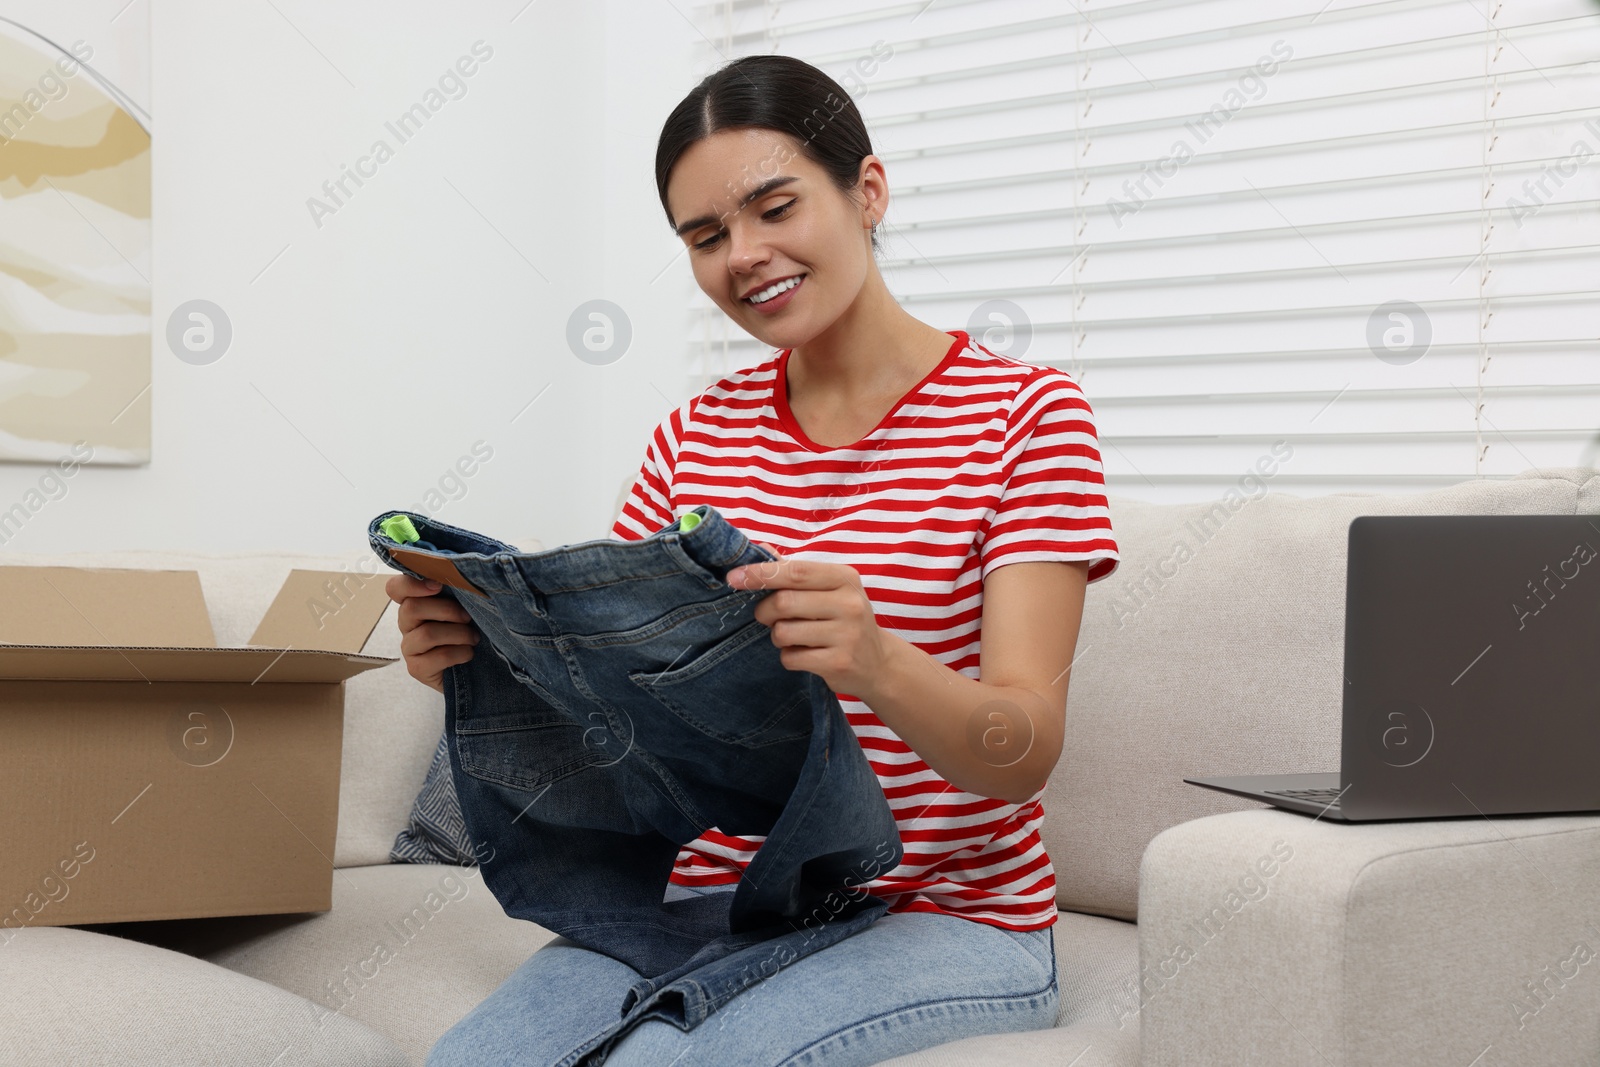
[{"x1": 1133, "y1": 808, "x2": 1600, "y2": 1067}]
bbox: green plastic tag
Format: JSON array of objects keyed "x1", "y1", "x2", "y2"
[
  {"x1": 678, "y1": 511, "x2": 701, "y2": 533},
  {"x1": 380, "y1": 514, "x2": 421, "y2": 544}
]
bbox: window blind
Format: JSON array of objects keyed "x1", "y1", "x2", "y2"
[{"x1": 684, "y1": 0, "x2": 1600, "y2": 499}]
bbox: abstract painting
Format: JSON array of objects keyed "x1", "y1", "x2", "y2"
[{"x1": 0, "y1": 12, "x2": 150, "y2": 465}]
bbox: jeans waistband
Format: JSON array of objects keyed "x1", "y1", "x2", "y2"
[{"x1": 369, "y1": 504, "x2": 769, "y2": 598}]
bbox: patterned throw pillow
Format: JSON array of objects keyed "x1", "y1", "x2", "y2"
[{"x1": 390, "y1": 731, "x2": 480, "y2": 866}]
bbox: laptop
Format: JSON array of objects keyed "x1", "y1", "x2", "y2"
[{"x1": 1185, "y1": 514, "x2": 1600, "y2": 822}]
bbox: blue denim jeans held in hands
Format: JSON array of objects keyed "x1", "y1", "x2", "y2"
[{"x1": 367, "y1": 505, "x2": 905, "y2": 1037}]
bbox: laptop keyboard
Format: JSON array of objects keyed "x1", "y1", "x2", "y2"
[{"x1": 1264, "y1": 787, "x2": 1344, "y2": 805}]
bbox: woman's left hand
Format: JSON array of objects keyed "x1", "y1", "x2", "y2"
[{"x1": 727, "y1": 544, "x2": 894, "y2": 699}]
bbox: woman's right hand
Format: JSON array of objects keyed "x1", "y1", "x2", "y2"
[{"x1": 387, "y1": 574, "x2": 480, "y2": 693}]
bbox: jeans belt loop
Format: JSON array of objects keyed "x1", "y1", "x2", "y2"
[{"x1": 499, "y1": 557, "x2": 546, "y2": 616}]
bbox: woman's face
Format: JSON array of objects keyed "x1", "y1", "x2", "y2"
[{"x1": 666, "y1": 127, "x2": 875, "y2": 350}]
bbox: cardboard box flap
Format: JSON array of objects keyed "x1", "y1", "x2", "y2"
[
  {"x1": 0, "y1": 566, "x2": 215, "y2": 648},
  {"x1": 0, "y1": 645, "x2": 396, "y2": 683},
  {"x1": 248, "y1": 569, "x2": 393, "y2": 654}
]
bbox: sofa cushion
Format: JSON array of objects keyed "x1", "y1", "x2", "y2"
[
  {"x1": 1052, "y1": 910, "x2": 1140, "y2": 1032},
  {"x1": 0, "y1": 925, "x2": 408, "y2": 1065},
  {"x1": 0, "y1": 539, "x2": 538, "y2": 870},
  {"x1": 110, "y1": 862, "x2": 556, "y2": 1065},
  {"x1": 1043, "y1": 466, "x2": 1600, "y2": 920}
]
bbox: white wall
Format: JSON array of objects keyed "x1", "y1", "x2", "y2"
[
  {"x1": 5, "y1": 3, "x2": 1596, "y2": 558},
  {"x1": 0, "y1": 0, "x2": 699, "y2": 555}
]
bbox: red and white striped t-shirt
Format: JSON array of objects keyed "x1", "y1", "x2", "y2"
[{"x1": 608, "y1": 328, "x2": 1120, "y2": 931}]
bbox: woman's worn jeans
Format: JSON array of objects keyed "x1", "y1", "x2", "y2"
[
  {"x1": 427, "y1": 884, "x2": 1060, "y2": 1067},
  {"x1": 368, "y1": 505, "x2": 905, "y2": 1056}
]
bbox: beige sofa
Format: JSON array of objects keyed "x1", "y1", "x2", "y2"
[{"x1": 3, "y1": 466, "x2": 1597, "y2": 1066}]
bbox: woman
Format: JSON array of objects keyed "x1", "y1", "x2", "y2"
[{"x1": 394, "y1": 53, "x2": 1120, "y2": 1067}]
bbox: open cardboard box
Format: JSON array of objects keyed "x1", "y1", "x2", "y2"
[{"x1": 0, "y1": 566, "x2": 396, "y2": 929}]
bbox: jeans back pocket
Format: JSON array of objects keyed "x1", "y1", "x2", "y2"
[
  {"x1": 454, "y1": 708, "x2": 604, "y2": 793},
  {"x1": 625, "y1": 617, "x2": 812, "y2": 748}
]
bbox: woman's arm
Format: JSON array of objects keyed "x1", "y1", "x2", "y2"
[
  {"x1": 729, "y1": 554, "x2": 1090, "y2": 804},
  {"x1": 869, "y1": 559, "x2": 1088, "y2": 804}
]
